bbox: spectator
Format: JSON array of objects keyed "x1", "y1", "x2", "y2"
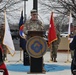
[{"x1": 69, "y1": 35, "x2": 76, "y2": 75}]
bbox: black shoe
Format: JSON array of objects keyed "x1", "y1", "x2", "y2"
[
  {"x1": 51, "y1": 58, "x2": 53, "y2": 61},
  {"x1": 54, "y1": 60, "x2": 57, "y2": 62},
  {"x1": 54, "y1": 58, "x2": 57, "y2": 62},
  {"x1": 42, "y1": 68, "x2": 46, "y2": 72},
  {"x1": 73, "y1": 70, "x2": 76, "y2": 75}
]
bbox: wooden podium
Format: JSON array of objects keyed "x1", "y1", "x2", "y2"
[
  {"x1": 27, "y1": 31, "x2": 45, "y2": 39},
  {"x1": 26, "y1": 31, "x2": 46, "y2": 73}
]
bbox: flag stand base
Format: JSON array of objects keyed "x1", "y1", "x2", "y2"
[
  {"x1": 16, "y1": 59, "x2": 23, "y2": 62},
  {"x1": 65, "y1": 59, "x2": 71, "y2": 63},
  {"x1": 47, "y1": 59, "x2": 53, "y2": 63}
]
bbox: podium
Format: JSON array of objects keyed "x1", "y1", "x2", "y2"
[
  {"x1": 27, "y1": 31, "x2": 45, "y2": 39},
  {"x1": 26, "y1": 31, "x2": 47, "y2": 73}
]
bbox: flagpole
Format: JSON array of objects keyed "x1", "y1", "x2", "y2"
[
  {"x1": 65, "y1": 39, "x2": 70, "y2": 63},
  {"x1": 15, "y1": 0, "x2": 28, "y2": 64},
  {"x1": 5, "y1": 50, "x2": 8, "y2": 62},
  {"x1": 19, "y1": 48, "x2": 23, "y2": 61},
  {"x1": 4, "y1": 10, "x2": 10, "y2": 62},
  {"x1": 65, "y1": 12, "x2": 73, "y2": 63},
  {"x1": 16, "y1": 48, "x2": 23, "y2": 62},
  {"x1": 15, "y1": 0, "x2": 27, "y2": 63},
  {"x1": 47, "y1": 12, "x2": 57, "y2": 62},
  {"x1": 4, "y1": 9, "x2": 9, "y2": 62},
  {"x1": 3, "y1": 7, "x2": 16, "y2": 62}
]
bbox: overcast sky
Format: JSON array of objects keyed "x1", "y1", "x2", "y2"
[
  {"x1": 4, "y1": 0, "x2": 50, "y2": 25},
  {"x1": 25, "y1": 0, "x2": 50, "y2": 25},
  {"x1": 26, "y1": 0, "x2": 33, "y2": 18},
  {"x1": 0, "y1": 0, "x2": 58, "y2": 25}
]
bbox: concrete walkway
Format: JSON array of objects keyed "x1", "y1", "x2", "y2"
[{"x1": 4, "y1": 51, "x2": 72, "y2": 75}]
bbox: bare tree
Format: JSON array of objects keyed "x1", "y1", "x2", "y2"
[
  {"x1": 39, "y1": 0, "x2": 76, "y2": 17},
  {"x1": 0, "y1": 0, "x2": 23, "y2": 24},
  {"x1": 39, "y1": 0, "x2": 76, "y2": 32}
]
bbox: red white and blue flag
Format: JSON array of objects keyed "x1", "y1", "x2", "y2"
[
  {"x1": 19, "y1": 11, "x2": 26, "y2": 50},
  {"x1": 19, "y1": 25, "x2": 25, "y2": 38}
]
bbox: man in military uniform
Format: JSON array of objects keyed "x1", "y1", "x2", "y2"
[
  {"x1": 24, "y1": 9, "x2": 44, "y2": 34},
  {"x1": 51, "y1": 28, "x2": 61, "y2": 62},
  {"x1": 23, "y1": 9, "x2": 45, "y2": 71}
]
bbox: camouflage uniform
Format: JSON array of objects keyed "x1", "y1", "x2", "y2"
[
  {"x1": 24, "y1": 9, "x2": 44, "y2": 34},
  {"x1": 24, "y1": 19, "x2": 44, "y2": 34},
  {"x1": 23, "y1": 18, "x2": 44, "y2": 59},
  {"x1": 23, "y1": 10, "x2": 45, "y2": 70},
  {"x1": 51, "y1": 29, "x2": 61, "y2": 62}
]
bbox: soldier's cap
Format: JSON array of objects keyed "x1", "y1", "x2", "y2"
[{"x1": 31, "y1": 9, "x2": 37, "y2": 14}]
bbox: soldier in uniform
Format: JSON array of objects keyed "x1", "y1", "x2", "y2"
[
  {"x1": 51, "y1": 28, "x2": 61, "y2": 62},
  {"x1": 23, "y1": 9, "x2": 44, "y2": 34},
  {"x1": 23, "y1": 9, "x2": 45, "y2": 71}
]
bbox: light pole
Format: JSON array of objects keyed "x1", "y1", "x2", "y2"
[
  {"x1": 0, "y1": 0, "x2": 2, "y2": 3},
  {"x1": 33, "y1": 0, "x2": 38, "y2": 11},
  {"x1": 23, "y1": 0, "x2": 28, "y2": 22}
]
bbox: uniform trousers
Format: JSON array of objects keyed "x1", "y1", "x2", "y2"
[{"x1": 51, "y1": 45, "x2": 58, "y2": 59}]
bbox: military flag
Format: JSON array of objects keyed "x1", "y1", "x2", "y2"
[
  {"x1": 65, "y1": 12, "x2": 73, "y2": 62},
  {"x1": 19, "y1": 11, "x2": 26, "y2": 50},
  {"x1": 19, "y1": 24, "x2": 25, "y2": 38},
  {"x1": 48, "y1": 12, "x2": 57, "y2": 46},
  {"x1": 3, "y1": 11, "x2": 15, "y2": 56}
]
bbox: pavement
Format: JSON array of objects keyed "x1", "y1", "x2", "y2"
[{"x1": 4, "y1": 51, "x2": 72, "y2": 75}]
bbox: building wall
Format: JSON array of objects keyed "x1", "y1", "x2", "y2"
[{"x1": 58, "y1": 37, "x2": 69, "y2": 50}]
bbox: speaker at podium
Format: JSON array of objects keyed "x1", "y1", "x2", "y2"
[{"x1": 26, "y1": 31, "x2": 47, "y2": 73}]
